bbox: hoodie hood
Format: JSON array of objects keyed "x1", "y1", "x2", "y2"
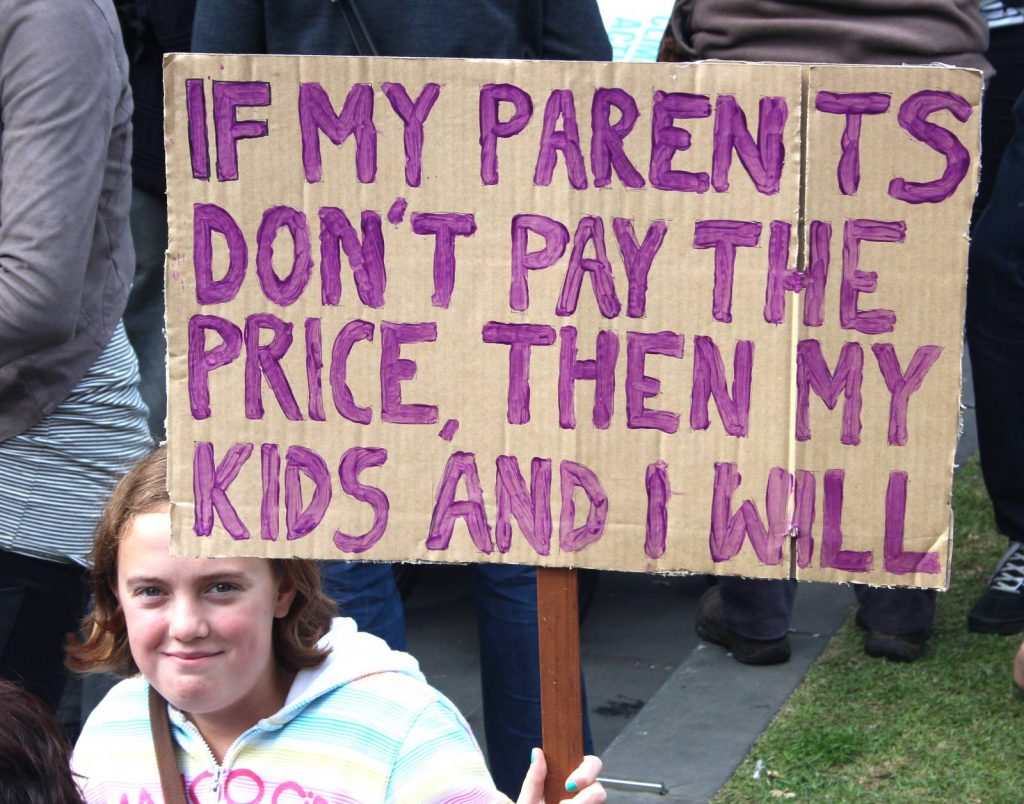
[
  {"x1": 163, "y1": 617, "x2": 424, "y2": 742},
  {"x1": 273, "y1": 617, "x2": 424, "y2": 724}
]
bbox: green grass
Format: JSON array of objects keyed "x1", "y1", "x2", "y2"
[{"x1": 714, "y1": 456, "x2": 1024, "y2": 803}]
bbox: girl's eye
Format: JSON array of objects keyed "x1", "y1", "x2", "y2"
[
  {"x1": 136, "y1": 587, "x2": 163, "y2": 598},
  {"x1": 210, "y1": 582, "x2": 237, "y2": 594}
]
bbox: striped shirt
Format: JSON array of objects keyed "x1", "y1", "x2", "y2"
[{"x1": 0, "y1": 322, "x2": 152, "y2": 566}]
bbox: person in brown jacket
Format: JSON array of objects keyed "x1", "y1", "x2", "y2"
[{"x1": 659, "y1": 0, "x2": 991, "y2": 665}]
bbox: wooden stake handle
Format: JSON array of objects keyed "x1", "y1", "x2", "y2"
[{"x1": 537, "y1": 567, "x2": 583, "y2": 803}]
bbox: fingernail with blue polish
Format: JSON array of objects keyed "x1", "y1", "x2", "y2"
[{"x1": 566, "y1": 780, "x2": 579, "y2": 793}]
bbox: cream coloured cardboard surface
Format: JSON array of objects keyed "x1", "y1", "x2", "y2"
[{"x1": 164, "y1": 55, "x2": 980, "y2": 588}]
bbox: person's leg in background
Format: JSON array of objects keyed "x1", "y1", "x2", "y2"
[
  {"x1": 974, "y1": 24, "x2": 1024, "y2": 217},
  {"x1": 470, "y1": 563, "x2": 593, "y2": 798},
  {"x1": 696, "y1": 577, "x2": 795, "y2": 665},
  {"x1": 854, "y1": 587, "x2": 936, "y2": 662},
  {"x1": 321, "y1": 561, "x2": 407, "y2": 650},
  {"x1": 0, "y1": 551, "x2": 87, "y2": 711},
  {"x1": 965, "y1": 89, "x2": 1024, "y2": 636},
  {"x1": 697, "y1": 577, "x2": 937, "y2": 664},
  {"x1": 122, "y1": 188, "x2": 168, "y2": 441}
]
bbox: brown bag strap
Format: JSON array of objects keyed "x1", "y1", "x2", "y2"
[{"x1": 148, "y1": 685, "x2": 189, "y2": 804}]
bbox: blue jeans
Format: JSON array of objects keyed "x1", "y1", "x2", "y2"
[
  {"x1": 322, "y1": 561, "x2": 593, "y2": 797},
  {"x1": 322, "y1": 562, "x2": 407, "y2": 650}
]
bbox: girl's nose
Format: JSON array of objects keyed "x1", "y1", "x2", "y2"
[{"x1": 168, "y1": 597, "x2": 210, "y2": 641}]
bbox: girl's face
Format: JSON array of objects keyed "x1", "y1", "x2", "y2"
[{"x1": 116, "y1": 510, "x2": 296, "y2": 730}]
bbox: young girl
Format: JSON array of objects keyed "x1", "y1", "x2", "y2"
[{"x1": 70, "y1": 447, "x2": 603, "y2": 803}]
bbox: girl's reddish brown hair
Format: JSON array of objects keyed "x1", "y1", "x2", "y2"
[{"x1": 67, "y1": 446, "x2": 337, "y2": 677}]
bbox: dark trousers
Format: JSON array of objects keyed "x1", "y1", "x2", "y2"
[
  {"x1": 0, "y1": 550, "x2": 86, "y2": 710},
  {"x1": 966, "y1": 88, "x2": 1024, "y2": 545},
  {"x1": 974, "y1": 26, "x2": 1024, "y2": 216},
  {"x1": 720, "y1": 577, "x2": 936, "y2": 640}
]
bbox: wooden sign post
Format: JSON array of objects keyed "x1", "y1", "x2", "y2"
[{"x1": 537, "y1": 567, "x2": 584, "y2": 802}]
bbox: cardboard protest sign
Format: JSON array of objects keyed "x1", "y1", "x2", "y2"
[
  {"x1": 598, "y1": 0, "x2": 670, "y2": 62},
  {"x1": 164, "y1": 55, "x2": 980, "y2": 588}
]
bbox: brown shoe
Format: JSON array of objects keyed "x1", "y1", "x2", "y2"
[{"x1": 695, "y1": 586, "x2": 791, "y2": 665}]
